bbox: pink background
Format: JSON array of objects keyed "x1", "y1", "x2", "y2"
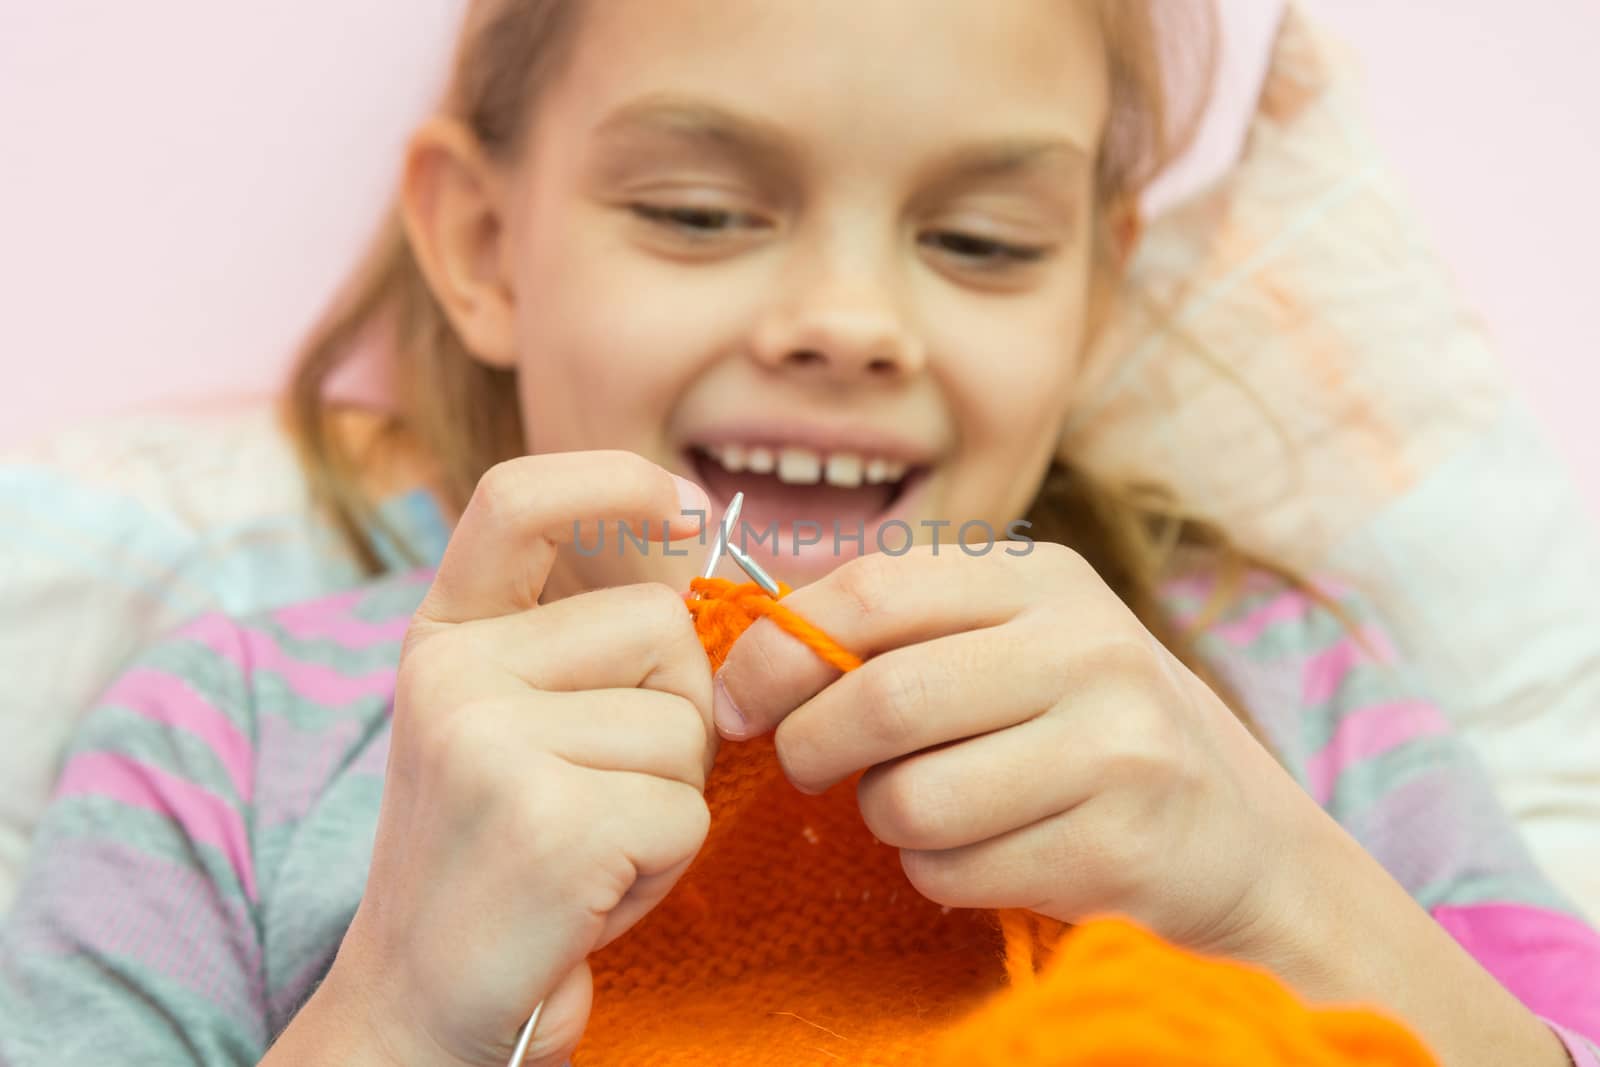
[{"x1": 2, "y1": 2, "x2": 1597, "y2": 510}]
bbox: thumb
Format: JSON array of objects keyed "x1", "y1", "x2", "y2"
[{"x1": 417, "y1": 450, "x2": 709, "y2": 627}]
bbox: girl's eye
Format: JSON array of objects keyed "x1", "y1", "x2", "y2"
[
  {"x1": 920, "y1": 231, "x2": 1049, "y2": 267},
  {"x1": 628, "y1": 204, "x2": 1048, "y2": 268},
  {"x1": 629, "y1": 203, "x2": 763, "y2": 237}
]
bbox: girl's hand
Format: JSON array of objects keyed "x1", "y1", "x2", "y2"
[
  {"x1": 714, "y1": 544, "x2": 1582, "y2": 1067},
  {"x1": 324, "y1": 453, "x2": 715, "y2": 1067},
  {"x1": 712, "y1": 543, "x2": 1330, "y2": 969}
]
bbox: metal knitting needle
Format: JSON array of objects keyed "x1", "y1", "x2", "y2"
[
  {"x1": 700, "y1": 490, "x2": 781, "y2": 596},
  {"x1": 700, "y1": 491, "x2": 744, "y2": 583},
  {"x1": 505, "y1": 999, "x2": 544, "y2": 1067},
  {"x1": 507, "y1": 493, "x2": 755, "y2": 1067},
  {"x1": 726, "y1": 540, "x2": 781, "y2": 597}
]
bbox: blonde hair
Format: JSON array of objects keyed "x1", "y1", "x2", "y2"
[{"x1": 283, "y1": 0, "x2": 1315, "y2": 705}]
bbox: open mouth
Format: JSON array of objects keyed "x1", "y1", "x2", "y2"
[{"x1": 686, "y1": 442, "x2": 928, "y2": 544}]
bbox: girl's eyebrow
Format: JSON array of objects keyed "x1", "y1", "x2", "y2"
[
  {"x1": 592, "y1": 94, "x2": 801, "y2": 177},
  {"x1": 591, "y1": 92, "x2": 1089, "y2": 184}
]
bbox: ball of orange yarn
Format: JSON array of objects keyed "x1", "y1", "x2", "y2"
[{"x1": 930, "y1": 916, "x2": 1439, "y2": 1067}]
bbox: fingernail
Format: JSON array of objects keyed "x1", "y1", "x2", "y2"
[
  {"x1": 713, "y1": 674, "x2": 748, "y2": 740},
  {"x1": 671, "y1": 474, "x2": 708, "y2": 517}
]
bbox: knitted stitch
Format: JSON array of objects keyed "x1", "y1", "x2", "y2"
[{"x1": 565, "y1": 579, "x2": 1440, "y2": 1064}]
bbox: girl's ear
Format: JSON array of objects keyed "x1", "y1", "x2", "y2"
[
  {"x1": 398, "y1": 117, "x2": 520, "y2": 369},
  {"x1": 1108, "y1": 196, "x2": 1143, "y2": 270},
  {"x1": 1058, "y1": 195, "x2": 1143, "y2": 461},
  {"x1": 1080, "y1": 194, "x2": 1143, "y2": 362}
]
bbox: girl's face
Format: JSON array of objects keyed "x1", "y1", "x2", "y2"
[{"x1": 446, "y1": 0, "x2": 1114, "y2": 598}]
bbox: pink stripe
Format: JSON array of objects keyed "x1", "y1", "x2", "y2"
[
  {"x1": 1302, "y1": 626, "x2": 1397, "y2": 706},
  {"x1": 1162, "y1": 572, "x2": 1339, "y2": 629},
  {"x1": 102, "y1": 666, "x2": 254, "y2": 802},
  {"x1": 1432, "y1": 903, "x2": 1600, "y2": 1042},
  {"x1": 272, "y1": 587, "x2": 368, "y2": 624},
  {"x1": 1303, "y1": 700, "x2": 1450, "y2": 804},
  {"x1": 55, "y1": 751, "x2": 258, "y2": 902},
  {"x1": 272, "y1": 604, "x2": 411, "y2": 649},
  {"x1": 178, "y1": 614, "x2": 397, "y2": 707},
  {"x1": 1211, "y1": 589, "x2": 1314, "y2": 645},
  {"x1": 270, "y1": 568, "x2": 435, "y2": 646}
]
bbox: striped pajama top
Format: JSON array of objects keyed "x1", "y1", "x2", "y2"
[{"x1": 1, "y1": 494, "x2": 1597, "y2": 1065}]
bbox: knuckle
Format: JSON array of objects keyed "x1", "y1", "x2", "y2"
[
  {"x1": 586, "y1": 450, "x2": 672, "y2": 519},
  {"x1": 614, "y1": 449, "x2": 668, "y2": 500},
  {"x1": 417, "y1": 698, "x2": 507, "y2": 795},
  {"x1": 577, "y1": 850, "x2": 636, "y2": 918},
  {"x1": 509, "y1": 756, "x2": 584, "y2": 856},
  {"x1": 1088, "y1": 631, "x2": 1165, "y2": 682},
  {"x1": 608, "y1": 581, "x2": 694, "y2": 632},
  {"x1": 397, "y1": 609, "x2": 441, "y2": 662},
  {"x1": 638, "y1": 580, "x2": 695, "y2": 622},
  {"x1": 727, "y1": 610, "x2": 786, "y2": 687},
  {"x1": 659, "y1": 697, "x2": 712, "y2": 788},
  {"x1": 898, "y1": 847, "x2": 963, "y2": 905},
  {"x1": 670, "y1": 787, "x2": 713, "y2": 844},
  {"x1": 1088, "y1": 701, "x2": 1186, "y2": 794},
  {"x1": 397, "y1": 623, "x2": 465, "y2": 695},
  {"x1": 471, "y1": 458, "x2": 526, "y2": 524},
  {"x1": 855, "y1": 660, "x2": 925, "y2": 748},
  {"x1": 596, "y1": 783, "x2": 710, "y2": 887},
  {"x1": 1029, "y1": 539, "x2": 1091, "y2": 582},
  {"x1": 834, "y1": 553, "x2": 895, "y2": 622},
  {"x1": 867, "y1": 762, "x2": 949, "y2": 847}
]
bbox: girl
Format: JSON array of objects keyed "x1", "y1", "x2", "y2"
[{"x1": 2, "y1": 1, "x2": 1597, "y2": 1064}]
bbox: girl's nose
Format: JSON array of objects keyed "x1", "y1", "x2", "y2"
[{"x1": 749, "y1": 283, "x2": 927, "y2": 385}]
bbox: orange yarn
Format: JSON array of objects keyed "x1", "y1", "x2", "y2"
[
  {"x1": 567, "y1": 578, "x2": 1439, "y2": 1065},
  {"x1": 685, "y1": 577, "x2": 863, "y2": 672},
  {"x1": 929, "y1": 915, "x2": 1439, "y2": 1067}
]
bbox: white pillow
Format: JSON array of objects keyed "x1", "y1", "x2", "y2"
[{"x1": 0, "y1": 408, "x2": 451, "y2": 913}]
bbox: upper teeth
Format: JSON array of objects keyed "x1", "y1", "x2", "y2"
[{"x1": 704, "y1": 445, "x2": 908, "y2": 487}]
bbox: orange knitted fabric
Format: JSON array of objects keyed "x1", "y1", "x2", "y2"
[{"x1": 568, "y1": 578, "x2": 1439, "y2": 1065}]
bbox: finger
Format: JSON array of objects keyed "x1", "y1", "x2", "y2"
[
  {"x1": 716, "y1": 542, "x2": 1103, "y2": 739},
  {"x1": 854, "y1": 701, "x2": 1109, "y2": 851},
  {"x1": 898, "y1": 784, "x2": 1198, "y2": 930},
  {"x1": 415, "y1": 450, "x2": 709, "y2": 626},
  {"x1": 584, "y1": 770, "x2": 711, "y2": 945},
  {"x1": 593, "y1": 851, "x2": 697, "y2": 953},
  {"x1": 893, "y1": 729, "x2": 1191, "y2": 921},
  {"x1": 533, "y1": 688, "x2": 718, "y2": 788},
  {"x1": 585, "y1": 769, "x2": 710, "y2": 879},
  {"x1": 774, "y1": 620, "x2": 1063, "y2": 795},
  {"x1": 437, "y1": 582, "x2": 715, "y2": 731},
  {"x1": 896, "y1": 808, "x2": 1083, "y2": 913}
]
